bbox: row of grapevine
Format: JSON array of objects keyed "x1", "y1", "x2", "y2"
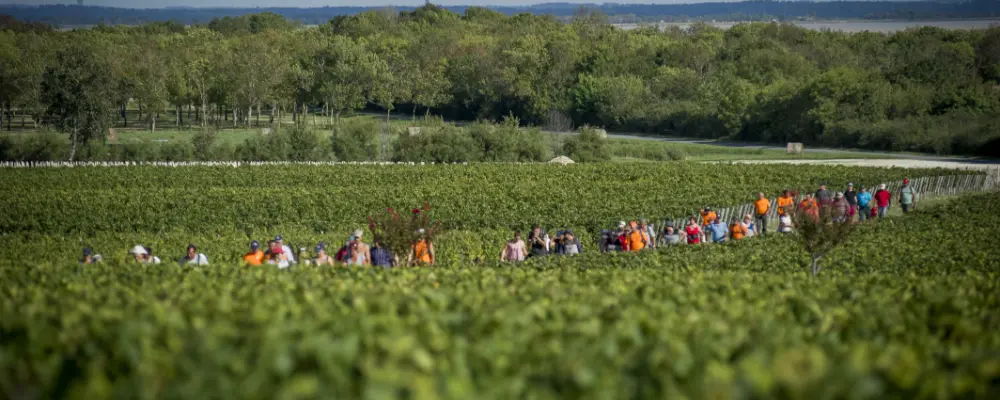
[{"x1": 2, "y1": 193, "x2": 998, "y2": 399}]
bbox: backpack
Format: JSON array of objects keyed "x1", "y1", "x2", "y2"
[{"x1": 335, "y1": 245, "x2": 349, "y2": 262}]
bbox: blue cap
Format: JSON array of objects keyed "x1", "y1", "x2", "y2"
[
  {"x1": 82, "y1": 247, "x2": 92, "y2": 256},
  {"x1": 315, "y1": 243, "x2": 325, "y2": 252},
  {"x1": 274, "y1": 235, "x2": 283, "y2": 241},
  {"x1": 250, "y1": 240, "x2": 260, "y2": 250}
]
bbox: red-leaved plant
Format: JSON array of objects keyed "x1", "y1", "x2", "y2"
[{"x1": 367, "y1": 202, "x2": 442, "y2": 264}]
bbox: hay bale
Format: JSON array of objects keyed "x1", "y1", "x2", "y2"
[
  {"x1": 548, "y1": 156, "x2": 575, "y2": 165},
  {"x1": 407, "y1": 127, "x2": 422, "y2": 136},
  {"x1": 261, "y1": 127, "x2": 272, "y2": 135},
  {"x1": 786, "y1": 142, "x2": 804, "y2": 154}
]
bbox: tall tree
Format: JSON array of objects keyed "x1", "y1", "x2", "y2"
[{"x1": 40, "y1": 36, "x2": 117, "y2": 160}]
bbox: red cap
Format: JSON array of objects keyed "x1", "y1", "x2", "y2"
[{"x1": 904, "y1": 179, "x2": 909, "y2": 184}]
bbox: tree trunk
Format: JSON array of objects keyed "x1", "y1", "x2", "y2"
[
  {"x1": 1, "y1": 102, "x2": 6, "y2": 131},
  {"x1": 176, "y1": 105, "x2": 181, "y2": 129},
  {"x1": 122, "y1": 103, "x2": 128, "y2": 127},
  {"x1": 256, "y1": 104, "x2": 261, "y2": 127},
  {"x1": 138, "y1": 103, "x2": 143, "y2": 120},
  {"x1": 811, "y1": 254, "x2": 822, "y2": 276},
  {"x1": 248, "y1": 105, "x2": 253, "y2": 129},
  {"x1": 151, "y1": 113, "x2": 156, "y2": 132},
  {"x1": 69, "y1": 120, "x2": 78, "y2": 161}
]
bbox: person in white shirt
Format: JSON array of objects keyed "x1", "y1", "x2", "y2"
[
  {"x1": 180, "y1": 244, "x2": 209, "y2": 265},
  {"x1": 129, "y1": 245, "x2": 161, "y2": 264},
  {"x1": 779, "y1": 214, "x2": 794, "y2": 233},
  {"x1": 275, "y1": 235, "x2": 295, "y2": 264}
]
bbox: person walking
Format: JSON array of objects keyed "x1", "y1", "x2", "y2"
[
  {"x1": 779, "y1": 213, "x2": 794, "y2": 233},
  {"x1": 500, "y1": 231, "x2": 526, "y2": 262},
  {"x1": 700, "y1": 207, "x2": 717, "y2": 227},
  {"x1": 685, "y1": 217, "x2": 703, "y2": 245},
  {"x1": 408, "y1": 229, "x2": 435, "y2": 266},
  {"x1": 347, "y1": 241, "x2": 369, "y2": 266},
  {"x1": 528, "y1": 225, "x2": 549, "y2": 258},
  {"x1": 833, "y1": 192, "x2": 850, "y2": 222},
  {"x1": 242, "y1": 240, "x2": 265, "y2": 265},
  {"x1": 314, "y1": 243, "x2": 336, "y2": 266},
  {"x1": 626, "y1": 221, "x2": 647, "y2": 252},
  {"x1": 662, "y1": 225, "x2": 682, "y2": 246},
  {"x1": 874, "y1": 184, "x2": 891, "y2": 219},
  {"x1": 708, "y1": 217, "x2": 729, "y2": 244},
  {"x1": 857, "y1": 186, "x2": 873, "y2": 222},
  {"x1": 729, "y1": 218, "x2": 748, "y2": 240},
  {"x1": 370, "y1": 240, "x2": 394, "y2": 268},
  {"x1": 777, "y1": 190, "x2": 795, "y2": 218},
  {"x1": 351, "y1": 229, "x2": 372, "y2": 266},
  {"x1": 563, "y1": 230, "x2": 581, "y2": 255},
  {"x1": 899, "y1": 178, "x2": 917, "y2": 213},
  {"x1": 753, "y1": 192, "x2": 770, "y2": 235},
  {"x1": 265, "y1": 240, "x2": 289, "y2": 268},
  {"x1": 180, "y1": 244, "x2": 209, "y2": 266},
  {"x1": 640, "y1": 219, "x2": 656, "y2": 249},
  {"x1": 275, "y1": 235, "x2": 295, "y2": 264},
  {"x1": 815, "y1": 183, "x2": 833, "y2": 206},
  {"x1": 844, "y1": 183, "x2": 858, "y2": 219},
  {"x1": 742, "y1": 214, "x2": 756, "y2": 238}
]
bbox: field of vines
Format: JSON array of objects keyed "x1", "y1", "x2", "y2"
[{"x1": 2, "y1": 163, "x2": 999, "y2": 399}]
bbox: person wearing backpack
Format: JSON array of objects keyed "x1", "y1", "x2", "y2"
[
  {"x1": 899, "y1": 178, "x2": 917, "y2": 213},
  {"x1": 626, "y1": 222, "x2": 647, "y2": 252}
]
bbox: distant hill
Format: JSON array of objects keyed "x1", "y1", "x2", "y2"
[{"x1": 0, "y1": 1, "x2": 997, "y2": 27}]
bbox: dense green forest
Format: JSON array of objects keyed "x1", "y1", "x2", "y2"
[{"x1": 2, "y1": 6, "x2": 1000, "y2": 157}]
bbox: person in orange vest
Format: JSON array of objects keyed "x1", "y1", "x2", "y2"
[
  {"x1": 408, "y1": 229, "x2": 435, "y2": 266},
  {"x1": 753, "y1": 192, "x2": 771, "y2": 235},
  {"x1": 242, "y1": 240, "x2": 265, "y2": 265},
  {"x1": 730, "y1": 218, "x2": 748, "y2": 240},
  {"x1": 777, "y1": 190, "x2": 795, "y2": 217},
  {"x1": 626, "y1": 221, "x2": 647, "y2": 252}
]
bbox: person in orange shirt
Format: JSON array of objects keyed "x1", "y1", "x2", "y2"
[
  {"x1": 242, "y1": 240, "x2": 264, "y2": 265},
  {"x1": 408, "y1": 229, "x2": 435, "y2": 266},
  {"x1": 626, "y1": 221, "x2": 647, "y2": 252},
  {"x1": 753, "y1": 192, "x2": 771, "y2": 235},
  {"x1": 701, "y1": 207, "x2": 717, "y2": 227},
  {"x1": 777, "y1": 190, "x2": 795, "y2": 217},
  {"x1": 799, "y1": 193, "x2": 820, "y2": 222},
  {"x1": 729, "y1": 218, "x2": 748, "y2": 240}
]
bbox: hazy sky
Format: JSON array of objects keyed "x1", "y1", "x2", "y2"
[{"x1": 3, "y1": 0, "x2": 735, "y2": 8}]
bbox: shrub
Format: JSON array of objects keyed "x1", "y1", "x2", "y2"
[
  {"x1": 192, "y1": 129, "x2": 218, "y2": 161},
  {"x1": 393, "y1": 125, "x2": 479, "y2": 163},
  {"x1": 562, "y1": 127, "x2": 610, "y2": 162},
  {"x1": 331, "y1": 118, "x2": 378, "y2": 161}
]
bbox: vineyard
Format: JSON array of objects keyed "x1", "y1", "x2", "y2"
[
  {"x1": 1, "y1": 163, "x2": 999, "y2": 399},
  {"x1": 0, "y1": 163, "x2": 971, "y2": 262}
]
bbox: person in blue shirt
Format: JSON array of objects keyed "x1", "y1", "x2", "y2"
[
  {"x1": 856, "y1": 186, "x2": 873, "y2": 222},
  {"x1": 708, "y1": 217, "x2": 729, "y2": 244}
]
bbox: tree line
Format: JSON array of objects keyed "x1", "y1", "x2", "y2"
[
  {"x1": 2, "y1": 5, "x2": 1000, "y2": 158},
  {"x1": 2, "y1": 1, "x2": 999, "y2": 26}
]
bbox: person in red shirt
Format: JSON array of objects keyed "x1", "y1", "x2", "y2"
[{"x1": 874, "y1": 183, "x2": 892, "y2": 219}]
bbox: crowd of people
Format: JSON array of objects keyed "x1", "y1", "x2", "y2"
[
  {"x1": 500, "y1": 179, "x2": 919, "y2": 261},
  {"x1": 79, "y1": 179, "x2": 919, "y2": 266},
  {"x1": 78, "y1": 229, "x2": 435, "y2": 268}
]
